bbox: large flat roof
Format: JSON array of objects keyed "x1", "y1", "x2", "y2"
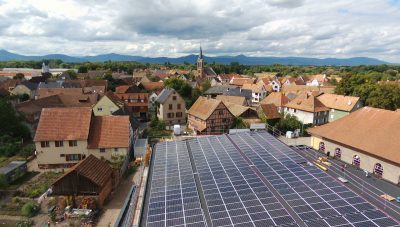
[{"x1": 141, "y1": 132, "x2": 399, "y2": 227}]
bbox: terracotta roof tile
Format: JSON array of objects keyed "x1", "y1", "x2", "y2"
[
  {"x1": 216, "y1": 95, "x2": 246, "y2": 106},
  {"x1": 317, "y1": 94, "x2": 360, "y2": 112},
  {"x1": 188, "y1": 97, "x2": 222, "y2": 120},
  {"x1": 140, "y1": 82, "x2": 164, "y2": 90},
  {"x1": 260, "y1": 92, "x2": 289, "y2": 107},
  {"x1": 260, "y1": 104, "x2": 281, "y2": 119},
  {"x1": 308, "y1": 107, "x2": 400, "y2": 165},
  {"x1": 36, "y1": 88, "x2": 84, "y2": 99},
  {"x1": 230, "y1": 78, "x2": 255, "y2": 86},
  {"x1": 285, "y1": 95, "x2": 329, "y2": 113},
  {"x1": 242, "y1": 83, "x2": 265, "y2": 93},
  {"x1": 34, "y1": 107, "x2": 92, "y2": 141},
  {"x1": 88, "y1": 116, "x2": 131, "y2": 149}
]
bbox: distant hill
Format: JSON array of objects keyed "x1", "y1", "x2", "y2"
[{"x1": 0, "y1": 49, "x2": 390, "y2": 66}]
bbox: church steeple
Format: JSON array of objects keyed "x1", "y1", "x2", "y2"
[
  {"x1": 199, "y1": 45, "x2": 203, "y2": 59},
  {"x1": 197, "y1": 45, "x2": 204, "y2": 78}
]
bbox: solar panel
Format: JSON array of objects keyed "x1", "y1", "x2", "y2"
[
  {"x1": 142, "y1": 132, "x2": 399, "y2": 227},
  {"x1": 228, "y1": 132, "x2": 399, "y2": 227},
  {"x1": 144, "y1": 141, "x2": 207, "y2": 227}
]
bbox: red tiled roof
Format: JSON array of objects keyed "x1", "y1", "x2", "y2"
[
  {"x1": 260, "y1": 104, "x2": 281, "y2": 119},
  {"x1": 308, "y1": 107, "x2": 400, "y2": 165},
  {"x1": 34, "y1": 107, "x2": 92, "y2": 141},
  {"x1": 285, "y1": 95, "x2": 329, "y2": 113},
  {"x1": 88, "y1": 116, "x2": 131, "y2": 149}
]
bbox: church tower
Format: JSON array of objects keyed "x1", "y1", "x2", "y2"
[{"x1": 196, "y1": 46, "x2": 204, "y2": 78}]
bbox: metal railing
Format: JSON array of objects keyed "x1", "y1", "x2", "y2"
[{"x1": 114, "y1": 185, "x2": 138, "y2": 227}]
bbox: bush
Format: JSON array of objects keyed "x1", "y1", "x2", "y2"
[
  {"x1": 15, "y1": 218, "x2": 33, "y2": 227},
  {"x1": 21, "y1": 202, "x2": 38, "y2": 217},
  {"x1": 0, "y1": 173, "x2": 8, "y2": 188}
]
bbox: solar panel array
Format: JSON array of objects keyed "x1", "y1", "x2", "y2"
[
  {"x1": 229, "y1": 132, "x2": 399, "y2": 227},
  {"x1": 146, "y1": 141, "x2": 206, "y2": 227},
  {"x1": 143, "y1": 132, "x2": 400, "y2": 227},
  {"x1": 189, "y1": 135, "x2": 296, "y2": 227}
]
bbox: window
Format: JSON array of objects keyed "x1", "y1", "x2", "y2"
[
  {"x1": 100, "y1": 148, "x2": 106, "y2": 153},
  {"x1": 66, "y1": 154, "x2": 82, "y2": 161},
  {"x1": 55, "y1": 141, "x2": 63, "y2": 147},
  {"x1": 294, "y1": 109, "x2": 297, "y2": 113},
  {"x1": 169, "y1": 104, "x2": 172, "y2": 110},
  {"x1": 177, "y1": 104, "x2": 181, "y2": 109},
  {"x1": 60, "y1": 154, "x2": 65, "y2": 157},
  {"x1": 176, "y1": 112, "x2": 182, "y2": 118},
  {"x1": 69, "y1": 140, "x2": 77, "y2": 147},
  {"x1": 97, "y1": 107, "x2": 103, "y2": 112},
  {"x1": 114, "y1": 148, "x2": 118, "y2": 152},
  {"x1": 173, "y1": 96, "x2": 177, "y2": 100},
  {"x1": 40, "y1": 141, "x2": 50, "y2": 148},
  {"x1": 168, "y1": 113, "x2": 174, "y2": 118}
]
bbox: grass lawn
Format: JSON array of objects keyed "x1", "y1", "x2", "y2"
[
  {"x1": 0, "y1": 156, "x2": 25, "y2": 168},
  {"x1": 16, "y1": 172, "x2": 63, "y2": 198}
]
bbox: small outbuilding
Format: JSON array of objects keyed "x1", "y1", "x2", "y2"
[
  {"x1": 0, "y1": 161, "x2": 27, "y2": 183},
  {"x1": 51, "y1": 155, "x2": 113, "y2": 208}
]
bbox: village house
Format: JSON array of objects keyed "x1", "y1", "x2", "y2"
[
  {"x1": 51, "y1": 155, "x2": 113, "y2": 208},
  {"x1": 284, "y1": 94, "x2": 330, "y2": 125},
  {"x1": 306, "y1": 74, "x2": 330, "y2": 86},
  {"x1": 257, "y1": 77, "x2": 281, "y2": 92},
  {"x1": 115, "y1": 85, "x2": 149, "y2": 120},
  {"x1": 222, "y1": 101, "x2": 259, "y2": 124},
  {"x1": 93, "y1": 91, "x2": 125, "y2": 116},
  {"x1": 155, "y1": 88, "x2": 186, "y2": 128},
  {"x1": 317, "y1": 93, "x2": 362, "y2": 122},
  {"x1": 260, "y1": 92, "x2": 290, "y2": 113},
  {"x1": 308, "y1": 107, "x2": 400, "y2": 185},
  {"x1": 257, "y1": 103, "x2": 281, "y2": 122},
  {"x1": 34, "y1": 107, "x2": 134, "y2": 172},
  {"x1": 204, "y1": 85, "x2": 237, "y2": 98},
  {"x1": 188, "y1": 97, "x2": 234, "y2": 135},
  {"x1": 10, "y1": 81, "x2": 38, "y2": 99},
  {"x1": 230, "y1": 77, "x2": 255, "y2": 87},
  {"x1": 16, "y1": 94, "x2": 97, "y2": 136},
  {"x1": 242, "y1": 83, "x2": 267, "y2": 103},
  {"x1": 216, "y1": 95, "x2": 247, "y2": 106}
]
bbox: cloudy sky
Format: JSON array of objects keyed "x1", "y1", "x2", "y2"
[{"x1": 1, "y1": 0, "x2": 400, "y2": 62}]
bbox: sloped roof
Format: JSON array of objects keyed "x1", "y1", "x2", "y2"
[
  {"x1": 155, "y1": 88, "x2": 174, "y2": 104},
  {"x1": 285, "y1": 95, "x2": 329, "y2": 113},
  {"x1": 216, "y1": 95, "x2": 246, "y2": 106},
  {"x1": 53, "y1": 155, "x2": 112, "y2": 188},
  {"x1": 115, "y1": 93, "x2": 149, "y2": 101},
  {"x1": 34, "y1": 107, "x2": 92, "y2": 141},
  {"x1": 88, "y1": 116, "x2": 131, "y2": 149},
  {"x1": 223, "y1": 102, "x2": 250, "y2": 117},
  {"x1": 36, "y1": 88, "x2": 84, "y2": 99},
  {"x1": 260, "y1": 104, "x2": 281, "y2": 119},
  {"x1": 20, "y1": 81, "x2": 38, "y2": 90},
  {"x1": 230, "y1": 78, "x2": 255, "y2": 86},
  {"x1": 204, "y1": 67, "x2": 217, "y2": 76},
  {"x1": 103, "y1": 91, "x2": 124, "y2": 107},
  {"x1": 115, "y1": 85, "x2": 130, "y2": 94},
  {"x1": 317, "y1": 94, "x2": 360, "y2": 112},
  {"x1": 308, "y1": 107, "x2": 400, "y2": 166},
  {"x1": 188, "y1": 97, "x2": 222, "y2": 120},
  {"x1": 242, "y1": 83, "x2": 265, "y2": 93},
  {"x1": 140, "y1": 82, "x2": 164, "y2": 91},
  {"x1": 260, "y1": 92, "x2": 289, "y2": 107},
  {"x1": 204, "y1": 85, "x2": 236, "y2": 95},
  {"x1": 281, "y1": 85, "x2": 335, "y2": 94},
  {"x1": 223, "y1": 87, "x2": 252, "y2": 100}
]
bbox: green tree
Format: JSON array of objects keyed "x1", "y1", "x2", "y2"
[
  {"x1": 13, "y1": 73, "x2": 25, "y2": 80},
  {"x1": 0, "y1": 173, "x2": 8, "y2": 188},
  {"x1": 65, "y1": 70, "x2": 77, "y2": 79},
  {"x1": 231, "y1": 117, "x2": 247, "y2": 129},
  {"x1": 275, "y1": 114, "x2": 302, "y2": 133},
  {"x1": 0, "y1": 98, "x2": 30, "y2": 139},
  {"x1": 366, "y1": 84, "x2": 400, "y2": 110},
  {"x1": 21, "y1": 202, "x2": 39, "y2": 217},
  {"x1": 77, "y1": 65, "x2": 88, "y2": 73},
  {"x1": 164, "y1": 78, "x2": 192, "y2": 97}
]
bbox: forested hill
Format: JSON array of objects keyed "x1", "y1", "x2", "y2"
[{"x1": 0, "y1": 49, "x2": 389, "y2": 66}]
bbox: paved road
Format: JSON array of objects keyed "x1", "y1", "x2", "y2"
[{"x1": 291, "y1": 145, "x2": 400, "y2": 221}]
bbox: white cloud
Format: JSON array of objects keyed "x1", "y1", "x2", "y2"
[{"x1": 0, "y1": 0, "x2": 399, "y2": 62}]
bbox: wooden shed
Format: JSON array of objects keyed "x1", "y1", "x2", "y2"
[{"x1": 51, "y1": 155, "x2": 113, "y2": 208}]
